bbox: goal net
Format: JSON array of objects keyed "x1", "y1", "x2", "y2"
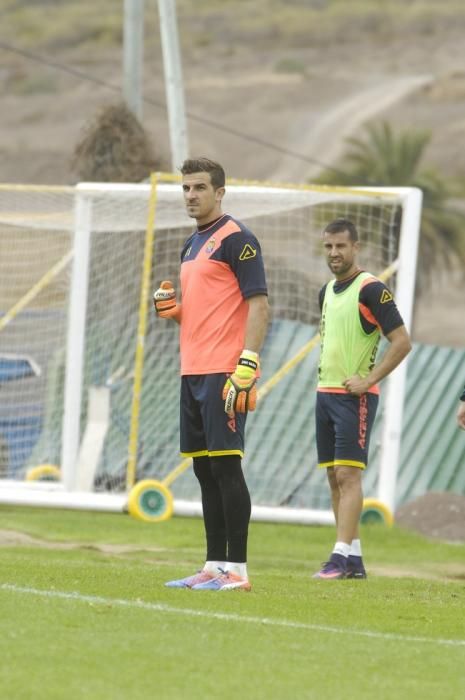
[{"x1": 0, "y1": 179, "x2": 421, "y2": 522}]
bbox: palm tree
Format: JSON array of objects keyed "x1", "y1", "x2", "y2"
[{"x1": 315, "y1": 121, "x2": 465, "y2": 288}]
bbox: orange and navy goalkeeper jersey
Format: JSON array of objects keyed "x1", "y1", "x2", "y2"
[{"x1": 179, "y1": 214, "x2": 267, "y2": 375}]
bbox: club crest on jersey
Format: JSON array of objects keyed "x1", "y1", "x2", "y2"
[
  {"x1": 380, "y1": 290, "x2": 393, "y2": 304},
  {"x1": 239, "y1": 243, "x2": 256, "y2": 261},
  {"x1": 205, "y1": 237, "x2": 216, "y2": 254}
]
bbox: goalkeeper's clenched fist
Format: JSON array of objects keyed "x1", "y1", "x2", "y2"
[
  {"x1": 153, "y1": 280, "x2": 181, "y2": 321},
  {"x1": 223, "y1": 350, "x2": 259, "y2": 417}
]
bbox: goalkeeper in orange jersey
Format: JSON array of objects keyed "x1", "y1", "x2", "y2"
[
  {"x1": 313, "y1": 218, "x2": 411, "y2": 580},
  {"x1": 153, "y1": 157, "x2": 269, "y2": 591}
]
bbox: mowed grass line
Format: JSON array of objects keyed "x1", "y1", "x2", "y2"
[{"x1": 0, "y1": 507, "x2": 464, "y2": 700}]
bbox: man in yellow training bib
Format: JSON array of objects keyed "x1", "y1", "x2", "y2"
[{"x1": 313, "y1": 218, "x2": 411, "y2": 580}]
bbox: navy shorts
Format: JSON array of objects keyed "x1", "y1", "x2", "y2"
[
  {"x1": 315, "y1": 391, "x2": 379, "y2": 469},
  {"x1": 180, "y1": 374, "x2": 247, "y2": 458}
]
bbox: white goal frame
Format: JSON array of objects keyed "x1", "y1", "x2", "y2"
[{"x1": 0, "y1": 182, "x2": 422, "y2": 524}]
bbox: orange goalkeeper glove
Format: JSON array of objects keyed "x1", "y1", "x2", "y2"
[
  {"x1": 223, "y1": 350, "x2": 259, "y2": 417},
  {"x1": 153, "y1": 280, "x2": 181, "y2": 321}
]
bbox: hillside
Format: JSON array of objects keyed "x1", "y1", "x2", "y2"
[{"x1": 1, "y1": 0, "x2": 464, "y2": 345}]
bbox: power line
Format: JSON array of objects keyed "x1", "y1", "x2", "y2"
[
  {"x1": 15, "y1": 40, "x2": 438, "y2": 188},
  {"x1": 0, "y1": 40, "x2": 345, "y2": 177},
  {"x1": 1, "y1": 39, "x2": 461, "y2": 218}
]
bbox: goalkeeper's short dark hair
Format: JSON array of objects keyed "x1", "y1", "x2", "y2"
[
  {"x1": 180, "y1": 157, "x2": 226, "y2": 190},
  {"x1": 323, "y1": 218, "x2": 359, "y2": 242}
]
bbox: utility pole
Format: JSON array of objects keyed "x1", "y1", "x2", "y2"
[
  {"x1": 123, "y1": 0, "x2": 145, "y2": 120},
  {"x1": 157, "y1": 0, "x2": 189, "y2": 170}
]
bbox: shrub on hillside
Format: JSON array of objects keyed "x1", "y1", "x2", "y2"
[{"x1": 71, "y1": 102, "x2": 164, "y2": 182}]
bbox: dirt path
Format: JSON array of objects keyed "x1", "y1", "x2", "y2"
[{"x1": 272, "y1": 74, "x2": 434, "y2": 182}]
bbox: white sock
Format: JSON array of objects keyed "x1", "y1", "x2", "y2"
[
  {"x1": 349, "y1": 539, "x2": 362, "y2": 557},
  {"x1": 224, "y1": 562, "x2": 248, "y2": 578},
  {"x1": 204, "y1": 560, "x2": 225, "y2": 574},
  {"x1": 332, "y1": 541, "x2": 350, "y2": 558}
]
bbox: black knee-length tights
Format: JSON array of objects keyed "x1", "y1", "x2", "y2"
[{"x1": 193, "y1": 455, "x2": 251, "y2": 563}]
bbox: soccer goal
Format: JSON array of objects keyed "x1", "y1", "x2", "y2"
[{"x1": 0, "y1": 178, "x2": 422, "y2": 524}]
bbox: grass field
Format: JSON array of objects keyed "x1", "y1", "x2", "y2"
[{"x1": 1, "y1": 506, "x2": 464, "y2": 699}]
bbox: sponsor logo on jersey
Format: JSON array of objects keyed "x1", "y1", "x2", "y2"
[
  {"x1": 227, "y1": 417, "x2": 236, "y2": 433},
  {"x1": 380, "y1": 289, "x2": 393, "y2": 304},
  {"x1": 183, "y1": 245, "x2": 192, "y2": 259},
  {"x1": 239, "y1": 243, "x2": 256, "y2": 261}
]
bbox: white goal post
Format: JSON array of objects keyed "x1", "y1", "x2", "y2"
[{"x1": 0, "y1": 179, "x2": 422, "y2": 523}]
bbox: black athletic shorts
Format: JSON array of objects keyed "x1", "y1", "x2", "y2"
[
  {"x1": 315, "y1": 391, "x2": 379, "y2": 469},
  {"x1": 180, "y1": 374, "x2": 247, "y2": 458}
]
